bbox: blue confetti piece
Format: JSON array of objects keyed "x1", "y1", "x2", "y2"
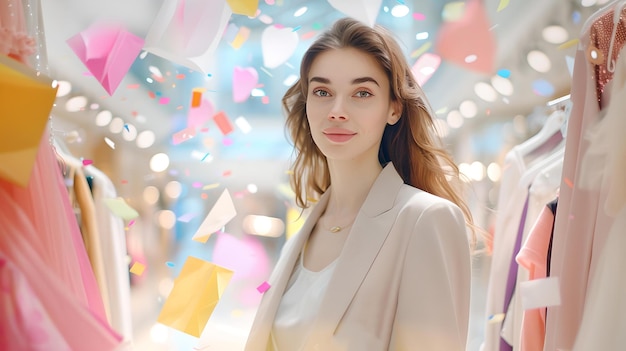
[
  {"x1": 532, "y1": 79, "x2": 555, "y2": 97},
  {"x1": 497, "y1": 69, "x2": 511, "y2": 78},
  {"x1": 166, "y1": 261, "x2": 175, "y2": 268},
  {"x1": 124, "y1": 124, "x2": 130, "y2": 132},
  {"x1": 292, "y1": 25, "x2": 302, "y2": 32},
  {"x1": 201, "y1": 152, "x2": 210, "y2": 161}
]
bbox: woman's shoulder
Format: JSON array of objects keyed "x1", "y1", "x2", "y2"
[{"x1": 394, "y1": 184, "x2": 463, "y2": 219}]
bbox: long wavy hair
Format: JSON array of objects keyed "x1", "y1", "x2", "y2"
[{"x1": 283, "y1": 17, "x2": 477, "y2": 242}]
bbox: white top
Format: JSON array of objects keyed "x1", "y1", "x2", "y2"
[{"x1": 271, "y1": 248, "x2": 338, "y2": 351}]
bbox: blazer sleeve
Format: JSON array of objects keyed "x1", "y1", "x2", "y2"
[{"x1": 389, "y1": 200, "x2": 471, "y2": 351}]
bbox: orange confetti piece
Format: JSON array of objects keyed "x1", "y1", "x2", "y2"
[
  {"x1": 191, "y1": 90, "x2": 202, "y2": 107},
  {"x1": 127, "y1": 83, "x2": 140, "y2": 89},
  {"x1": 130, "y1": 262, "x2": 146, "y2": 276},
  {"x1": 121, "y1": 180, "x2": 128, "y2": 184},
  {"x1": 176, "y1": 73, "x2": 185, "y2": 79},
  {"x1": 148, "y1": 91, "x2": 156, "y2": 99},
  {"x1": 301, "y1": 31, "x2": 317, "y2": 40},
  {"x1": 222, "y1": 170, "x2": 232, "y2": 177},
  {"x1": 564, "y1": 177, "x2": 574, "y2": 188},
  {"x1": 201, "y1": 193, "x2": 208, "y2": 199}
]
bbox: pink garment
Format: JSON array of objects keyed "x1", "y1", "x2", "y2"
[
  {"x1": 0, "y1": 184, "x2": 122, "y2": 350},
  {"x1": 516, "y1": 205, "x2": 555, "y2": 351},
  {"x1": 544, "y1": 6, "x2": 623, "y2": 350},
  {"x1": 0, "y1": 253, "x2": 71, "y2": 350},
  {"x1": 0, "y1": 0, "x2": 36, "y2": 63},
  {"x1": 0, "y1": 131, "x2": 108, "y2": 320}
]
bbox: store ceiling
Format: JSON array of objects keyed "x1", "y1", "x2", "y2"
[{"x1": 42, "y1": 0, "x2": 601, "y2": 176}]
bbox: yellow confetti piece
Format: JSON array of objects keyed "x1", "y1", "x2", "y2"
[
  {"x1": 202, "y1": 183, "x2": 220, "y2": 190},
  {"x1": 496, "y1": 0, "x2": 510, "y2": 12},
  {"x1": 130, "y1": 262, "x2": 146, "y2": 276},
  {"x1": 103, "y1": 197, "x2": 139, "y2": 220},
  {"x1": 410, "y1": 42, "x2": 432, "y2": 59},
  {"x1": 488, "y1": 313, "x2": 505, "y2": 324},
  {"x1": 230, "y1": 27, "x2": 251, "y2": 49},
  {"x1": 558, "y1": 39, "x2": 579, "y2": 50}
]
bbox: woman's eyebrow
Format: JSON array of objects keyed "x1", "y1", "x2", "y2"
[{"x1": 309, "y1": 76, "x2": 380, "y2": 86}]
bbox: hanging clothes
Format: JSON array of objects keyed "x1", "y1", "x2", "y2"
[
  {"x1": 544, "y1": 3, "x2": 626, "y2": 350},
  {"x1": 483, "y1": 108, "x2": 566, "y2": 351},
  {"x1": 572, "y1": 43, "x2": 626, "y2": 351}
]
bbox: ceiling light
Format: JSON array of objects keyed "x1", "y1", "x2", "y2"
[
  {"x1": 122, "y1": 123, "x2": 137, "y2": 141},
  {"x1": 293, "y1": 6, "x2": 307, "y2": 17},
  {"x1": 55, "y1": 80, "x2": 72, "y2": 97},
  {"x1": 95, "y1": 110, "x2": 112, "y2": 126},
  {"x1": 474, "y1": 82, "x2": 498, "y2": 102},
  {"x1": 65, "y1": 96, "x2": 88, "y2": 112},
  {"x1": 527, "y1": 50, "x2": 551, "y2": 73},
  {"x1": 491, "y1": 75, "x2": 514, "y2": 96},
  {"x1": 487, "y1": 163, "x2": 502, "y2": 182},
  {"x1": 464, "y1": 55, "x2": 477, "y2": 63},
  {"x1": 157, "y1": 210, "x2": 176, "y2": 229},
  {"x1": 581, "y1": 0, "x2": 597, "y2": 7},
  {"x1": 542, "y1": 25, "x2": 568, "y2": 44},
  {"x1": 459, "y1": 100, "x2": 477, "y2": 118},
  {"x1": 415, "y1": 32, "x2": 429, "y2": 40},
  {"x1": 391, "y1": 4, "x2": 410, "y2": 17},
  {"x1": 136, "y1": 130, "x2": 156, "y2": 148},
  {"x1": 109, "y1": 117, "x2": 125, "y2": 134},
  {"x1": 447, "y1": 110, "x2": 464, "y2": 128},
  {"x1": 470, "y1": 161, "x2": 485, "y2": 181},
  {"x1": 143, "y1": 186, "x2": 160, "y2": 205},
  {"x1": 165, "y1": 181, "x2": 182, "y2": 199},
  {"x1": 150, "y1": 153, "x2": 170, "y2": 173}
]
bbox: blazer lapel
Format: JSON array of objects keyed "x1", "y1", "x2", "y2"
[
  {"x1": 245, "y1": 192, "x2": 330, "y2": 351},
  {"x1": 304, "y1": 163, "x2": 405, "y2": 347}
]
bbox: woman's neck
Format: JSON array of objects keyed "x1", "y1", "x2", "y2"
[{"x1": 325, "y1": 159, "x2": 383, "y2": 217}]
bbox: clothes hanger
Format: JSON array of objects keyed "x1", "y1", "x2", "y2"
[
  {"x1": 515, "y1": 101, "x2": 569, "y2": 162},
  {"x1": 607, "y1": 0, "x2": 626, "y2": 73}
]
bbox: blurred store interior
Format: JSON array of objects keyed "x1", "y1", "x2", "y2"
[{"x1": 3, "y1": 0, "x2": 618, "y2": 350}]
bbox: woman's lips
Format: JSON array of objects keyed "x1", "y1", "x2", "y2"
[{"x1": 323, "y1": 128, "x2": 356, "y2": 143}]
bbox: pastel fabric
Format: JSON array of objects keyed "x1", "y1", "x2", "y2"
[
  {"x1": 0, "y1": 131, "x2": 122, "y2": 350},
  {"x1": 245, "y1": 163, "x2": 471, "y2": 351}
]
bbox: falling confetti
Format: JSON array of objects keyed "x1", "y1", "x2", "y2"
[
  {"x1": 166, "y1": 261, "x2": 175, "y2": 268},
  {"x1": 130, "y1": 262, "x2": 146, "y2": 276},
  {"x1": 488, "y1": 313, "x2": 505, "y2": 324},
  {"x1": 496, "y1": 0, "x2": 509, "y2": 12},
  {"x1": 82, "y1": 159, "x2": 93, "y2": 166},
  {"x1": 104, "y1": 137, "x2": 115, "y2": 149},
  {"x1": 558, "y1": 39, "x2": 579, "y2": 50},
  {"x1": 257, "y1": 281, "x2": 271, "y2": 293}
]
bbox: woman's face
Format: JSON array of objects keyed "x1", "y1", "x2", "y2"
[{"x1": 305, "y1": 47, "x2": 399, "y2": 164}]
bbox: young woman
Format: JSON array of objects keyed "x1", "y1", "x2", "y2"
[{"x1": 245, "y1": 17, "x2": 476, "y2": 351}]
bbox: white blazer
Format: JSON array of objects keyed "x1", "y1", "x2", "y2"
[{"x1": 245, "y1": 163, "x2": 471, "y2": 351}]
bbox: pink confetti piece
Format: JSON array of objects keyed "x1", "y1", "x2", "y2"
[
  {"x1": 257, "y1": 281, "x2": 271, "y2": 293},
  {"x1": 261, "y1": 96, "x2": 270, "y2": 104},
  {"x1": 222, "y1": 138, "x2": 233, "y2": 146},
  {"x1": 223, "y1": 170, "x2": 232, "y2": 177},
  {"x1": 413, "y1": 12, "x2": 426, "y2": 20},
  {"x1": 82, "y1": 159, "x2": 93, "y2": 166},
  {"x1": 172, "y1": 126, "x2": 197, "y2": 145},
  {"x1": 159, "y1": 97, "x2": 170, "y2": 104},
  {"x1": 192, "y1": 182, "x2": 203, "y2": 188},
  {"x1": 213, "y1": 111, "x2": 234, "y2": 135},
  {"x1": 128, "y1": 219, "x2": 136, "y2": 227}
]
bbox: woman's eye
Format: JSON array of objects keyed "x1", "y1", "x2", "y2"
[
  {"x1": 355, "y1": 91, "x2": 372, "y2": 98},
  {"x1": 313, "y1": 89, "x2": 330, "y2": 97}
]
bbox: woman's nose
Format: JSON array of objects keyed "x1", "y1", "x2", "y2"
[{"x1": 328, "y1": 99, "x2": 348, "y2": 120}]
